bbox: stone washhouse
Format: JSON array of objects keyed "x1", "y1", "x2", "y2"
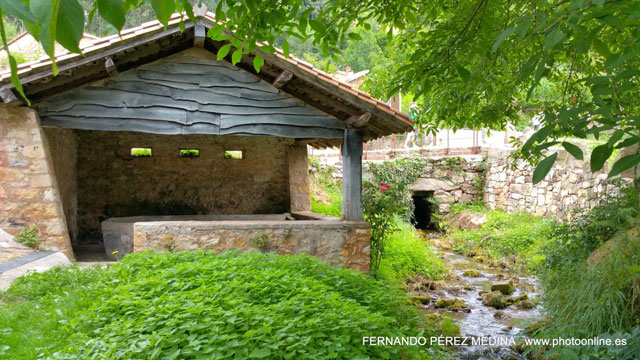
[{"x1": 0, "y1": 12, "x2": 412, "y2": 272}]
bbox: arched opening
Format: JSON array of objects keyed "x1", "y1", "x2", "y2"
[{"x1": 412, "y1": 191, "x2": 436, "y2": 229}]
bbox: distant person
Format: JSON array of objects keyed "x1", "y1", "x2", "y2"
[{"x1": 404, "y1": 102, "x2": 418, "y2": 148}]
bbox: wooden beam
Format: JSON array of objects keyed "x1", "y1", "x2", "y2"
[
  {"x1": 342, "y1": 129, "x2": 364, "y2": 221},
  {"x1": 0, "y1": 87, "x2": 17, "y2": 103},
  {"x1": 194, "y1": 24, "x2": 206, "y2": 48},
  {"x1": 272, "y1": 69, "x2": 293, "y2": 89},
  {"x1": 105, "y1": 57, "x2": 118, "y2": 76},
  {"x1": 345, "y1": 112, "x2": 371, "y2": 128}
]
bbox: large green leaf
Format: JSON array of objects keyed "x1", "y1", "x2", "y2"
[
  {"x1": 281, "y1": 38, "x2": 290, "y2": 58},
  {"x1": 545, "y1": 27, "x2": 565, "y2": 49},
  {"x1": 216, "y1": 44, "x2": 231, "y2": 60},
  {"x1": 590, "y1": 144, "x2": 613, "y2": 172},
  {"x1": 253, "y1": 53, "x2": 264, "y2": 73},
  {"x1": 56, "y1": 0, "x2": 84, "y2": 53},
  {"x1": 97, "y1": 0, "x2": 126, "y2": 32},
  {"x1": 0, "y1": 13, "x2": 28, "y2": 103},
  {"x1": 0, "y1": 0, "x2": 38, "y2": 24},
  {"x1": 492, "y1": 26, "x2": 517, "y2": 51},
  {"x1": 30, "y1": 0, "x2": 60, "y2": 75},
  {"x1": 608, "y1": 153, "x2": 640, "y2": 178},
  {"x1": 151, "y1": 0, "x2": 176, "y2": 27},
  {"x1": 533, "y1": 152, "x2": 558, "y2": 184},
  {"x1": 231, "y1": 48, "x2": 242, "y2": 65},
  {"x1": 562, "y1": 142, "x2": 583, "y2": 160}
]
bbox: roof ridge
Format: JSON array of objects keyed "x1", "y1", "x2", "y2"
[{"x1": 0, "y1": 11, "x2": 410, "y2": 122}]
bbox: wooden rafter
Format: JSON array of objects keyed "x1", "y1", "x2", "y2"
[{"x1": 272, "y1": 69, "x2": 293, "y2": 89}]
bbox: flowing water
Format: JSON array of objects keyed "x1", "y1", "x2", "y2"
[{"x1": 416, "y1": 231, "x2": 541, "y2": 360}]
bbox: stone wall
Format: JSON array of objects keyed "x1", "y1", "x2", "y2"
[
  {"x1": 484, "y1": 147, "x2": 630, "y2": 221},
  {"x1": 409, "y1": 156, "x2": 486, "y2": 214},
  {"x1": 133, "y1": 218, "x2": 371, "y2": 272},
  {"x1": 43, "y1": 128, "x2": 78, "y2": 244},
  {"x1": 0, "y1": 105, "x2": 72, "y2": 257},
  {"x1": 75, "y1": 130, "x2": 298, "y2": 243},
  {"x1": 287, "y1": 144, "x2": 311, "y2": 212}
]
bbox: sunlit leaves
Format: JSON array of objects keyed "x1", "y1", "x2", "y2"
[
  {"x1": 231, "y1": 48, "x2": 242, "y2": 65},
  {"x1": 253, "y1": 53, "x2": 264, "y2": 73},
  {"x1": 216, "y1": 44, "x2": 231, "y2": 60}
]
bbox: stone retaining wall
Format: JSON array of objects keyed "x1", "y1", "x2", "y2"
[
  {"x1": 315, "y1": 146, "x2": 632, "y2": 222},
  {"x1": 483, "y1": 147, "x2": 630, "y2": 221},
  {"x1": 133, "y1": 217, "x2": 371, "y2": 272},
  {"x1": 409, "y1": 156, "x2": 486, "y2": 215}
]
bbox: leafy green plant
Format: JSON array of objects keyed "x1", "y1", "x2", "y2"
[
  {"x1": 15, "y1": 225, "x2": 40, "y2": 248},
  {"x1": 443, "y1": 205, "x2": 555, "y2": 271},
  {"x1": 533, "y1": 183, "x2": 640, "y2": 343},
  {"x1": 250, "y1": 232, "x2": 268, "y2": 250},
  {"x1": 309, "y1": 161, "x2": 342, "y2": 217},
  {"x1": 0, "y1": 251, "x2": 439, "y2": 359},
  {"x1": 130, "y1": 148, "x2": 151, "y2": 157},
  {"x1": 363, "y1": 158, "x2": 425, "y2": 276},
  {"x1": 377, "y1": 218, "x2": 446, "y2": 287},
  {"x1": 179, "y1": 149, "x2": 199, "y2": 158}
]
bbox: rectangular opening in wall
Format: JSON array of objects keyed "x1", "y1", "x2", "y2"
[
  {"x1": 131, "y1": 148, "x2": 152, "y2": 157},
  {"x1": 179, "y1": 149, "x2": 200, "y2": 158},
  {"x1": 224, "y1": 150, "x2": 243, "y2": 159}
]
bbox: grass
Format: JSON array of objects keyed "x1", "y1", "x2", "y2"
[
  {"x1": 540, "y1": 233, "x2": 640, "y2": 336},
  {"x1": 309, "y1": 159, "x2": 342, "y2": 217},
  {"x1": 0, "y1": 251, "x2": 443, "y2": 359},
  {"x1": 310, "y1": 181, "x2": 342, "y2": 217},
  {"x1": 443, "y1": 203, "x2": 555, "y2": 271},
  {"x1": 377, "y1": 218, "x2": 447, "y2": 287}
]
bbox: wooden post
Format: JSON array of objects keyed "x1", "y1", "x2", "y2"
[{"x1": 342, "y1": 129, "x2": 364, "y2": 221}]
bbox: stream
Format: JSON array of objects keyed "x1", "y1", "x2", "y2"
[{"x1": 415, "y1": 232, "x2": 541, "y2": 360}]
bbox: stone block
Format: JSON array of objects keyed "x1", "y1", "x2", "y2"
[{"x1": 29, "y1": 174, "x2": 52, "y2": 187}]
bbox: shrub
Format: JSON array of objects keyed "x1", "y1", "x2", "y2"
[
  {"x1": 0, "y1": 251, "x2": 438, "y2": 359},
  {"x1": 531, "y1": 184, "x2": 640, "y2": 358},
  {"x1": 444, "y1": 206, "x2": 555, "y2": 270},
  {"x1": 541, "y1": 183, "x2": 639, "y2": 270},
  {"x1": 377, "y1": 218, "x2": 447, "y2": 286},
  {"x1": 363, "y1": 158, "x2": 424, "y2": 276},
  {"x1": 539, "y1": 236, "x2": 640, "y2": 336},
  {"x1": 15, "y1": 225, "x2": 40, "y2": 248}
]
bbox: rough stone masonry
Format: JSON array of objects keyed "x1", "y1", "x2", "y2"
[{"x1": 0, "y1": 105, "x2": 72, "y2": 258}]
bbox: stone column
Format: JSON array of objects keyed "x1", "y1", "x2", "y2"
[
  {"x1": 287, "y1": 144, "x2": 311, "y2": 212},
  {"x1": 0, "y1": 104, "x2": 74, "y2": 258},
  {"x1": 342, "y1": 129, "x2": 363, "y2": 221}
]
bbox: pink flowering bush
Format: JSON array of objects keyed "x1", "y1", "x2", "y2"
[{"x1": 362, "y1": 159, "x2": 424, "y2": 276}]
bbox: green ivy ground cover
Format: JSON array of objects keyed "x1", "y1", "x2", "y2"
[{"x1": 0, "y1": 251, "x2": 441, "y2": 359}]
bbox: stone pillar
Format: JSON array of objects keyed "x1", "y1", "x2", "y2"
[
  {"x1": 0, "y1": 104, "x2": 74, "y2": 258},
  {"x1": 287, "y1": 144, "x2": 311, "y2": 212},
  {"x1": 342, "y1": 129, "x2": 363, "y2": 221}
]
